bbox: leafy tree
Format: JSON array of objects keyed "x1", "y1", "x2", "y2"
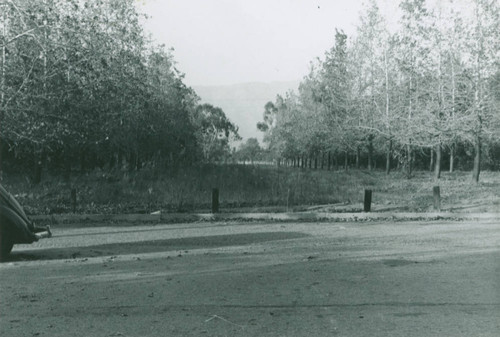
[
  {"x1": 351, "y1": 0, "x2": 390, "y2": 171},
  {"x1": 462, "y1": 0, "x2": 499, "y2": 182},
  {"x1": 193, "y1": 103, "x2": 240, "y2": 162},
  {"x1": 392, "y1": 0, "x2": 434, "y2": 177},
  {"x1": 0, "y1": 0, "x2": 238, "y2": 180},
  {"x1": 236, "y1": 138, "x2": 262, "y2": 164}
]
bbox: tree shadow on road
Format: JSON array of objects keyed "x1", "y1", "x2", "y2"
[{"x1": 5, "y1": 231, "x2": 309, "y2": 262}]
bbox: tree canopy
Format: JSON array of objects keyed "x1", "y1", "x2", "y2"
[
  {"x1": 0, "y1": 0, "x2": 238, "y2": 180},
  {"x1": 258, "y1": 0, "x2": 499, "y2": 181}
]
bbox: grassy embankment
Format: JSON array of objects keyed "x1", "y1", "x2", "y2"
[{"x1": 1, "y1": 164, "x2": 499, "y2": 215}]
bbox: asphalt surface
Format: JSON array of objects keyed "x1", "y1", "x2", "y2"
[{"x1": 0, "y1": 219, "x2": 499, "y2": 336}]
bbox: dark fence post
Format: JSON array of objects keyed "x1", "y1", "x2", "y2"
[
  {"x1": 71, "y1": 188, "x2": 77, "y2": 213},
  {"x1": 364, "y1": 189, "x2": 372, "y2": 212},
  {"x1": 212, "y1": 188, "x2": 219, "y2": 213},
  {"x1": 433, "y1": 186, "x2": 441, "y2": 211}
]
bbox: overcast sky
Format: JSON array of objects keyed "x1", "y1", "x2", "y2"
[{"x1": 138, "y1": 0, "x2": 391, "y2": 87}]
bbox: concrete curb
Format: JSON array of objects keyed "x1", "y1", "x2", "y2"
[{"x1": 31, "y1": 211, "x2": 500, "y2": 224}]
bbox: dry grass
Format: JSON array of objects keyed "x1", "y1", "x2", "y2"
[{"x1": 2, "y1": 164, "x2": 499, "y2": 214}]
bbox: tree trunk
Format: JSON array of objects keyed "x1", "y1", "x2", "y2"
[
  {"x1": 429, "y1": 149, "x2": 435, "y2": 172},
  {"x1": 118, "y1": 150, "x2": 125, "y2": 170},
  {"x1": 472, "y1": 134, "x2": 481, "y2": 183},
  {"x1": 449, "y1": 144, "x2": 454, "y2": 173},
  {"x1": 355, "y1": 146, "x2": 360, "y2": 169},
  {"x1": 384, "y1": 46, "x2": 391, "y2": 175},
  {"x1": 109, "y1": 152, "x2": 117, "y2": 170},
  {"x1": 80, "y1": 150, "x2": 86, "y2": 172},
  {"x1": 33, "y1": 151, "x2": 42, "y2": 184},
  {"x1": 367, "y1": 136, "x2": 374, "y2": 170},
  {"x1": 327, "y1": 152, "x2": 331, "y2": 170},
  {"x1": 385, "y1": 139, "x2": 392, "y2": 175},
  {"x1": 1, "y1": 8, "x2": 5, "y2": 116},
  {"x1": 129, "y1": 151, "x2": 136, "y2": 171},
  {"x1": 136, "y1": 151, "x2": 142, "y2": 170},
  {"x1": 406, "y1": 143, "x2": 412, "y2": 179},
  {"x1": 314, "y1": 156, "x2": 318, "y2": 169},
  {"x1": 169, "y1": 152, "x2": 174, "y2": 168},
  {"x1": 63, "y1": 149, "x2": 71, "y2": 182},
  {"x1": 434, "y1": 143, "x2": 442, "y2": 179},
  {"x1": 344, "y1": 151, "x2": 348, "y2": 171},
  {"x1": 89, "y1": 153, "x2": 97, "y2": 170}
]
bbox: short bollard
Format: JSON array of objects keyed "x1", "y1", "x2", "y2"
[
  {"x1": 71, "y1": 188, "x2": 77, "y2": 213},
  {"x1": 364, "y1": 189, "x2": 372, "y2": 212},
  {"x1": 212, "y1": 188, "x2": 219, "y2": 213},
  {"x1": 433, "y1": 186, "x2": 441, "y2": 211}
]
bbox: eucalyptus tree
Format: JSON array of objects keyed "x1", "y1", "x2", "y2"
[
  {"x1": 143, "y1": 46, "x2": 200, "y2": 167},
  {"x1": 257, "y1": 101, "x2": 278, "y2": 134},
  {"x1": 440, "y1": 1, "x2": 469, "y2": 173},
  {"x1": 393, "y1": 0, "x2": 433, "y2": 178},
  {"x1": 1, "y1": 0, "x2": 217, "y2": 177},
  {"x1": 258, "y1": 94, "x2": 298, "y2": 165},
  {"x1": 296, "y1": 64, "x2": 330, "y2": 167},
  {"x1": 351, "y1": 0, "x2": 391, "y2": 171},
  {"x1": 317, "y1": 30, "x2": 353, "y2": 168},
  {"x1": 193, "y1": 104, "x2": 240, "y2": 163},
  {"x1": 236, "y1": 138, "x2": 262, "y2": 164},
  {"x1": 256, "y1": 100, "x2": 280, "y2": 157},
  {"x1": 423, "y1": 1, "x2": 473, "y2": 178},
  {"x1": 0, "y1": 0, "x2": 68, "y2": 181},
  {"x1": 462, "y1": 0, "x2": 499, "y2": 182}
]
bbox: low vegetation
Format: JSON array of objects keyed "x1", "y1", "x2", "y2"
[{"x1": 1, "y1": 165, "x2": 499, "y2": 215}]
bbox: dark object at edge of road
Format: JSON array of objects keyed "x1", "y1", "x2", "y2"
[{"x1": 0, "y1": 184, "x2": 51, "y2": 260}]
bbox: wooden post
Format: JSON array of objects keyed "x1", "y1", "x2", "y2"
[
  {"x1": 212, "y1": 188, "x2": 219, "y2": 213},
  {"x1": 433, "y1": 186, "x2": 441, "y2": 211},
  {"x1": 71, "y1": 188, "x2": 77, "y2": 213},
  {"x1": 364, "y1": 189, "x2": 372, "y2": 212}
]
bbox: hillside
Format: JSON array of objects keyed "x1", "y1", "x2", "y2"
[{"x1": 193, "y1": 81, "x2": 300, "y2": 144}]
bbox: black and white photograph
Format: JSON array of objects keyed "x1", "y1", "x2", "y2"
[{"x1": 0, "y1": 0, "x2": 499, "y2": 336}]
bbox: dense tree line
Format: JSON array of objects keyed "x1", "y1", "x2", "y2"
[
  {"x1": 234, "y1": 138, "x2": 266, "y2": 164},
  {"x1": 258, "y1": 0, "x2": 499, "y2": 182},
  {"x1": 0, "y1": 0, "x2": 239, "y2": 182}
]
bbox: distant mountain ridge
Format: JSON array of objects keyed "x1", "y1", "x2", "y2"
[{"x1": 193, "y1": 80, "x2": 300, "y2": 144}]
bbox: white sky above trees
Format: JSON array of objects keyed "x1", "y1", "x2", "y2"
[
  {"x1": 138, "y1": 0, "x2": 474, "y2": 87},
  {"x1": 138, "y1": 0, "x2": 393, "y2": 86}
]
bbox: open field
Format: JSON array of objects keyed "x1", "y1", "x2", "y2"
[
  {"x1": 2, "y1": 166, "x2": 500, "y2": 215},
  {"x1": 1, "y1": 218, "x2": 499, "y2": 336}
]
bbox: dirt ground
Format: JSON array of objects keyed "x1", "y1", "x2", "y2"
[{"x1": 1, "y1": 219, "x2": 499, "y2": 336}]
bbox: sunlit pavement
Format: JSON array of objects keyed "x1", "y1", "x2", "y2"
[{"x1": 1, "y1": 220, "x2": 499, "y2": 336}]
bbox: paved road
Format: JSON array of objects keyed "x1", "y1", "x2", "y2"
[{"x1": 1, "y1": 220, "x2": 499, "y2": 336}]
